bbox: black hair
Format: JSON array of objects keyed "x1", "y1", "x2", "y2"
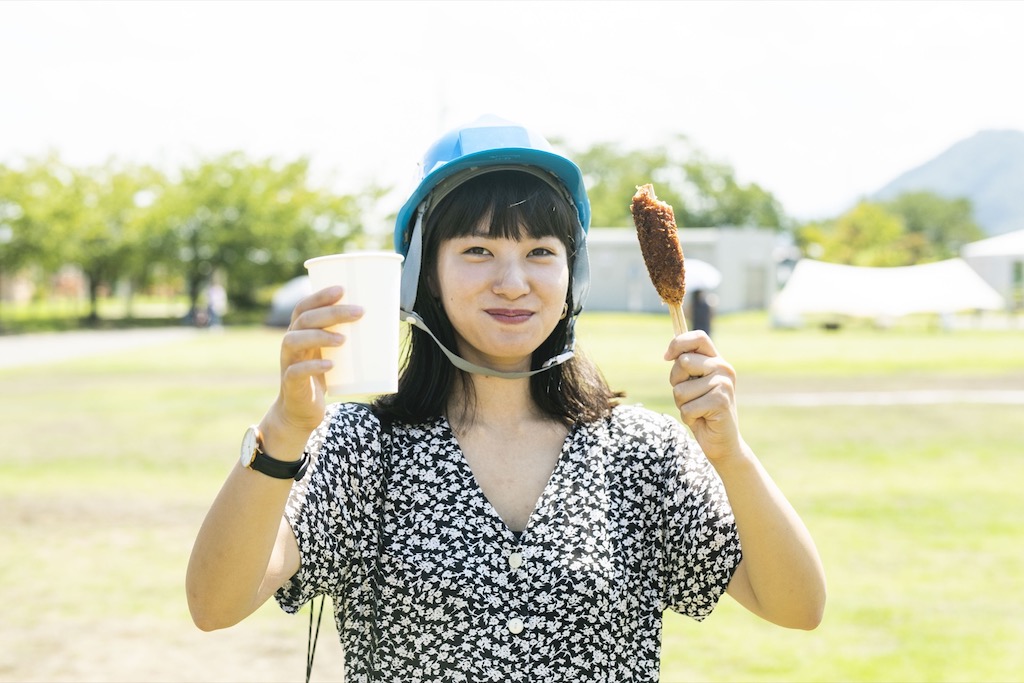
[{"x1": 375, "y1": 170, "x2": 621, "y2": 427}]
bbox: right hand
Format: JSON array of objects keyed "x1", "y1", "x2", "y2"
[{"x1": 267, "y1": 285, "x2": 364, "y2": 436}]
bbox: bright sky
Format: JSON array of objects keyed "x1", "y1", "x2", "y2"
[{"x1": 3, "y1": 0, "x2": 1023, "y2": 222}]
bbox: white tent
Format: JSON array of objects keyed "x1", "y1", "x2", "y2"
[
  {"x1": 961, "y1": 229, "x2": 1024, "y2": 258},
  {"x1": 772, "y1": 258, "x2": 1006, "y2": 320},
  {"x1": 960, "y1": 230, "x2": 1024, "y2": 307}
]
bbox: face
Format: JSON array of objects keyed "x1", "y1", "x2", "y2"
[{"x1": 435, "y1": 223, "x2": 570, "y2": 374}]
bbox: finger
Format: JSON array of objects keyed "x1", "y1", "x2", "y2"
[
  {"x1": 290, "y1": 304, "x2": 364, "y2": 334},
  {"x1": 670, "y1": 356, "x2": 737, "y2": 413},
  {"x1": 289, "y1": 286, "x2": 346, "y2": 326},
  {"x1": 676, "y1": 387, "x2": 719, "y2": 425},
  {"x1": 669, "y1": 352, "x2": 714, "y2": 385},
  {"x1": 281, "y1": 328, "x2": 346, "y2": 360},
  {"x1": 673, "y1": 371, "x2": 735, "y2": 411},
  {"x1": 281, "y1": 358, "x2": 333, "y2": 388},
  {"x1": 663, "y1": 329, "x2": 718, "y2": 361},
  {"x1": 678, "y1": 393, "x2": 742, "y2": 456},
  {"x1": 671, "y1": 349, "x2": 737, "y2": 384}
]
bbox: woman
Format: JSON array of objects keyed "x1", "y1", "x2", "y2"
[{"x1": 187, "y1": 116, "x2": 825, "y2": 682}]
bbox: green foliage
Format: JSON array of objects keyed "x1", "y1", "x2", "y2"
[
  {"x1": 796, "y1": 191, "x2": 985, "y2": 266},
  {"x1": 882, "y1": 191, "x2": 984, "y2": 258},
  {"x1": 0, "y1": 155, "x2": 79, "y2": 274},
  {"x1": 65, "y1": 162, "x2": 168, "y2": 320},
  {"x1": 562, "y1": 136, "x2": 788, "y2": 230},
  {"x1": 151, "y1": 153, "x2": 375, "y2": 310},
  {"x1": 0, "y1": 152, "x2": 379, "y2": 317},
  {"x1": 806, "y1": 201, "x2": 908, "y2": 266}
]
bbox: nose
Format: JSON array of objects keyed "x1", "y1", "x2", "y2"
[{"x1": 492, "y1": 257, "x2": 530, "y2": 299}]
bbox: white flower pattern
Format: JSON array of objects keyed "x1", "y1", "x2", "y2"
[{"x1": 277, "y1": 403, "x2": 741, "y2": 682}]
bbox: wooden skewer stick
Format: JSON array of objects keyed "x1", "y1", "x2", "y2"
[{"x1": 669, "y1": 302, "x2": 688, "y2": 336}]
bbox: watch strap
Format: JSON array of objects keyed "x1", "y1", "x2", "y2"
[{"x1": 251, "y1": 447, "x2": 311, "y2": 481}]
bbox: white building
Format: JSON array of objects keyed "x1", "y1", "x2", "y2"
[
  {"x1": 961, "y1": 229, "x2": 1024, "y2": 309},
  {"x1": 584, "y1": 227, "x2": 778, "y2": 313}
]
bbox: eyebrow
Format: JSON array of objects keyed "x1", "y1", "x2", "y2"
[{"x1": 462, "y1": 231, "x2": 560, "y2": 242}]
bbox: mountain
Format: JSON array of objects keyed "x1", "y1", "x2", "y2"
[{"x1": 872, "y1": 129, "x2": 1024, "y2": 236}]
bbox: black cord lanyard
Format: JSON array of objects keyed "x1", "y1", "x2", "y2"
[{"x1": 306, "y1": 594, "x2": 326, "y2": 683}]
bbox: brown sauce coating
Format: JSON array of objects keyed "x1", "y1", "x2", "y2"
[{"x1": 631, "y1": 184, "x2": 686, "y2": 304}]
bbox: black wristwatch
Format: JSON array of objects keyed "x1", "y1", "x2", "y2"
[{"x1": 240, "y1": 425, "x2": 310, "y2": 481}]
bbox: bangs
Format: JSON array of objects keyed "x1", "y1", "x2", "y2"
[{"x1": 428, "y1": 170, "x2": 578, "y2": 246}]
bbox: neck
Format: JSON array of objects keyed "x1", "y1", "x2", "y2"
[{"x1": 448, "y1": 373, "x2": 542, "y2": 433}]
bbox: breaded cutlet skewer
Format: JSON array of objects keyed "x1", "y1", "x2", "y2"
[{"x1": 631, "y1": 184, "x2": 688, "y2": 335}]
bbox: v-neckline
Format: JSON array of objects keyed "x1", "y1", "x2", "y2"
[{"x1": 441, "y1": 416, "x2": 575, "y2": 540}]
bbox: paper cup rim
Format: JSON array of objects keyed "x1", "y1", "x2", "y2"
[{"x1": 304, "y1": 252, "x2": 404, "y2": 269}]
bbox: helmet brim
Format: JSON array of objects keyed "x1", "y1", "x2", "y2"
[{"x1": 393, "y1": 147, "x2": 590, "y2": 255}]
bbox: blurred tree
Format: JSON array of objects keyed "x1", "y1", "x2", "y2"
[
  {"x1": 152, "y1": 152, "x2": 374, "y2": 315},
  {"x1": 796, "y1": 192, "x2": 986, "y2": 267},
  {"x1": 827, "y1": 201, "x2": 907, "y2": 266},
  {"x1": 0, "y1": 156, "x2": 75, "y2": 278},
  {"x1": 0, "y1": 163, "x2": 26, "y2": 328},
  {"x1": 562, "y1": 136, "x2": 788, "y2": 229},
  {"x1": 0, "y1": 153, "x2": 383, "y2": 326},
  {"x1": 679, "y1": 152, "x2": 788, "y2": 229},
  {"x1": 0, "y1": 164, "x2": 30, "y2": 280},
  {"x1": 120, "y1": 166, "x2": 174, "y2": 315},
  {"x1": 67, "y1": 162, "x2": 169, "y2": 322},
  {"x1": 880, "y1": 191, "x2": 984, "y2": 261}
]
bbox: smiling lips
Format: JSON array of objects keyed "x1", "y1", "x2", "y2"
[{"x1": 485, "y1": 308, "x2": 534, "y2": 324}]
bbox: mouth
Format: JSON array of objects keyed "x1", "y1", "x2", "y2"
[{"x1": 485, "y1": 308, "x2": 534, "y2": 324}]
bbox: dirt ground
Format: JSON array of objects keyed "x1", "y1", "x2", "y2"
[
  {"x1": 0, "y1": 328, "x2": 352, "y2": 682},
  {"x1": 1, "y1": 492, "x2": 348, "y2": 683},
  {"x1": 0, "y1": 613, "x2": 346, "y2": 683}
]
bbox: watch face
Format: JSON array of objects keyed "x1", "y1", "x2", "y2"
[{"x1": 240, "y1": 425, "x2": 259, "y2": 467}]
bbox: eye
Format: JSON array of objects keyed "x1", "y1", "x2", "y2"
[
  {"x1": 462, "y1": 245, "x2": 491, "y2": 256},
  {"x1": 527, "y1": 238, "x2": 564, "y2": 258}
]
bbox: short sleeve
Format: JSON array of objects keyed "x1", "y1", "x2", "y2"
[
  {"x1": 274, "y1": 403, "x2": 386, "y2": 614},
  {"x1": 657, "y1": 415, "x2": 742, "y2": 619}
]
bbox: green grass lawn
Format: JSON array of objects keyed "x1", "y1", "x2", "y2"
[{"x1": 2, "y1": 312, "x2": 1023, "y2": 681}]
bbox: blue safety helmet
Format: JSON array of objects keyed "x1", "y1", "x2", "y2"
[
  {"x1": 394, "y1": 115, "x2": 591, "y2": 379},
  {"x1": 395, "y1": 116, "x2": 591, "y2": 253}
]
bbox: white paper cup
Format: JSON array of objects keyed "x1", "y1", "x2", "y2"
[{"x1": 304, "y1": 252, "x2": 404, "y2": 396}]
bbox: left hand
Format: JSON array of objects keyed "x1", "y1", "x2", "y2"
[{"x1": 664, "y1": 330, "x2": 742, "y2": 460}]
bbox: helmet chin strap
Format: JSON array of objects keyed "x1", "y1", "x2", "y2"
[
  {"x1": 400, "y1": 200, "x2": 584, "y2": 380},
  {"x1": 401, "y1": 310, "x2": 576, "y2": 380}
]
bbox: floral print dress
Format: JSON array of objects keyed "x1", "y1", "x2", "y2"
[{"x1": 276, "y1": 402, "x2": 741, "y2": 682}]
